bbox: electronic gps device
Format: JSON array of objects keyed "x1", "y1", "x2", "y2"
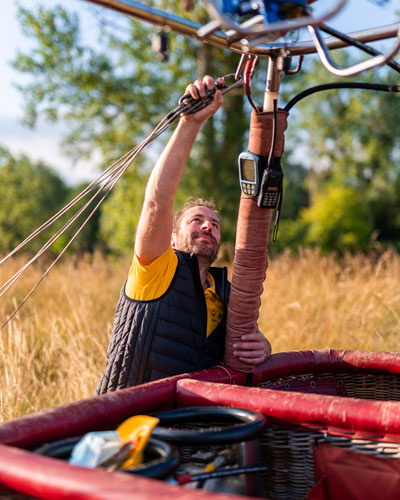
[
  {"x1": 238, "y1": 151, "x2": 283, "y2": 209},
  {"x1": 238, "y1": 151, "x2": 263, "y2": 196}
]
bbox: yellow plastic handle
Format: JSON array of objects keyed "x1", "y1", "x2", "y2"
[{"x1": 116, "y1": 415, "x2": 160, "y2": 468}]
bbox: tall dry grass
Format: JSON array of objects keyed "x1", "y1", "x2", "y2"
[
  {"x1": 0, "y1": 252, "x2": 130, "y2": 421},
  {"x1": 0, "y1": 248, "x2": 400, "y2": 421},
  {"x1": 260, "y1": 248, "x2": 400, "y2": 353}
]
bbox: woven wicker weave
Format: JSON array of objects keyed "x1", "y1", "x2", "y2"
[
  {"x1": 258, "y1": 371, "x2": 400, "y2": 500},
  {"x1": 260, "y1": 371, "x2": 400, "y2": 401}
]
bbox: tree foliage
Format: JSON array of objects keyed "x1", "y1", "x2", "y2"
[
  {"x1": 0, "y1": 146, "x2": 102, "y2": 255},
  {"x1": 11, "y1": 2, "x2": 400, "y2": 254},
  {"x1": 276, "y1": 54, "x2": 400, "y2": 252},
  {"x1": 0, "y1": 147, "x2": 69, "y2": 253},
  {"x1": 301, "y1": 184, "x2": 373, "y2": 252},
  {"x1": 13, "y1": 2, "x2": 250, "y2": 250}
]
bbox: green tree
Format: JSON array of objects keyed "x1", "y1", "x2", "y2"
[
  {"x1": 0, "y1": 146, "x2": 102, "y2": 255},
  {"x1": 13, "y1": 3, "x2": 400, "y2": 254},
  {"x1": 301, "y1": 183, "x2": 373, "y2": 252},
  {"x1": 13, "y1": 2, "x2": 249, "y2": 250},
  {"x1": 0, "y1": 146, "x2": 69, "y2": 253},
  {"x1": 53, "y1": 181, "x2": 103, "y2": 254},
  {"x1": 99, "y1": 169, "x2": 147, "y2": 254},
  {"x1": 276, "y1": 54, "x2": 400, "y2": 251}
]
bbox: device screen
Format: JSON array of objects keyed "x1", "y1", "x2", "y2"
[{"x1": 240, "y1": 159, "x2": 256, "y2": 182}]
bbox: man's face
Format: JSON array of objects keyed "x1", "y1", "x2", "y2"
[{"x1": 172, "y1": 206, "x2": 221, "y2": 264}]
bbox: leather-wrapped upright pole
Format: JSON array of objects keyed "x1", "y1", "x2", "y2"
[{"x1": 224, "y1": 105, "x2": 288, "y2": 372}]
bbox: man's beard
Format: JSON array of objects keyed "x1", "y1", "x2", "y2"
[{"x1": 176, "y1": 230, "x2": 220, "y2": 265}]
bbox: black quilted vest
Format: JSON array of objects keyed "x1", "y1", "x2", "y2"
[{"x1": 96, "y1": 250, "x2": 229, "y2": 394}]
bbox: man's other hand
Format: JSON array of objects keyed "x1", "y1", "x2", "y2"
[{"x1": 233, "y1": 330, "x2": 272, "y2": 365}]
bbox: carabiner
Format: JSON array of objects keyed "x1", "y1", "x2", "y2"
[{"x1": 219, "y1": 73, "x2": 244, "y2": 96}]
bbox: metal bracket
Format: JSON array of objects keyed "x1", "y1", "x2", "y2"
[{"x1": 198, "y1": 0, "x2": 348, "y2": 41}]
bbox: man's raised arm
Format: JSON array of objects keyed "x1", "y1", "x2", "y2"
[{"x1": 135, "y1": 76, "x2": 223, "y2": 265}]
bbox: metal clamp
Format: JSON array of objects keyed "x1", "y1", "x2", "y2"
[{"x1": 198, "y1": 0, "x2": 348, "y2": 41}]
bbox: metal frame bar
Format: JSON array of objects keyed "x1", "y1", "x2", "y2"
[
  {"x1": 308, "y1": 24, "x2": 400, "y2": 76},
  {"x1": 83, "y1": 0, "x2": 400, "y2": 57}
]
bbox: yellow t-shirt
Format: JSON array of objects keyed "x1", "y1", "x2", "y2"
[
  {"x1": 203, "y1": 273, "x2": 224, "y2": 337},
  {"x1": 125, "y1": 246, "x2": 223, "y2": 337}
]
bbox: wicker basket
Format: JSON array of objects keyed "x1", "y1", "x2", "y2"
[
  {"x1": 255, "y1": 351, "x2": 400, "y2": 499},
  {"x1": 258, "y1": 407, "x2": 400, "y2": 499},
  {"x1": 260, "y1": 371, "x2": 400, "y2": 401},
  {"x1": 176, "y1": 350, "x2": 400, "y2": 500}
]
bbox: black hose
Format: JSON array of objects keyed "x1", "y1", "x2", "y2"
[
  {"x1": 267, "y1": 99, "x2": 278, "y2": 169},
  {"x1": 153, "y1": 406, "x2": 266, "y2": 446},
  {"x1": 35, "y1": 436, "x2": 179, "y2": 479},
  {"x1": 321, "y1": 24, "x2": 400, "y2": 75},
  {"x1": 284, "y1": 82, "x2": 400, "y2": 112}
]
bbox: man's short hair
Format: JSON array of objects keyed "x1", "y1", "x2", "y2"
[{"x1": 173, "y1": 197, "x2": 221, "y2": 233}]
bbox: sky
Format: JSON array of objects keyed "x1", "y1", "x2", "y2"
[{"x1": 0, "y1": 0, "x2": 399, "y2": 185}]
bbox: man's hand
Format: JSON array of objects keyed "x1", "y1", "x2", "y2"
[
  {"x1": 233, "y1": 330, "x2": 271, "y2": 365},
  {"x1": 181, "y1": 75, "x2": 224, "y2": 126}
]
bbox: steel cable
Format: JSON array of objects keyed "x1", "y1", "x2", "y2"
[{"x1": 0, "y1": 82, "x2": 238, "y2": 329}]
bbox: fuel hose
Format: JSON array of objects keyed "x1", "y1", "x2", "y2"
[{"x1": 224, "y1": 107, "x2": 288, "y2": 372}]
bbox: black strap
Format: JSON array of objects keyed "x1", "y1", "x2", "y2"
[
  {"x1": 245, "y1": 372, "x2": 254, "y2": 386},
  {"x1": 272, "y1": 186, "x2": 283, "y2": 242}
]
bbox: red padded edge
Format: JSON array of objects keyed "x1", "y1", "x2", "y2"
[
  {"x1": 0, "y1": 366, "x2": 246, "y2": 448},
  {"x1": 252, "y1": 349, "x2": 400, "y2": 385},
  {"x1": 0, "y1": 350, "x2": 399, "y2": 498},
  {"x1": 176, "y1": 378, "x2": 400, "y2": 438},
  {"x1": 0, "y1": 443, "x2": 260, "y2": 500},
  {"x1": 2, "y1": 350, "x2": 400, "y2": 448}
]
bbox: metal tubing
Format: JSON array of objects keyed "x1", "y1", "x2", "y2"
[
  {"x1": 83, "y1": 0, "x2": 400, "y2": 58},
  {"x1": 263, "y1": 56, "x2": 282, "y2": 112},
  {"x1": 308, "y1": 24, "x2": 400, "y2": 77},
  {"x1": 245, "y1": 23, "x2": 400, "y2": 54},
  {"x1": 83, "y1": 0, "x2": 236, "y2": 51}
]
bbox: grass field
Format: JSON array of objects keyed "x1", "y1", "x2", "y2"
[{"x1": 0, "y1": 248, "x2": 400, "y2": 422}]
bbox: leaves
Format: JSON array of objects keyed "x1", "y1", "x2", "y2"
[
  {"x1": 301, "y1": 184, "x2": 373, "y2": 252},
  {"x1": 12, "y1": 2, "x2": 251, "y2": 249},
  {"x1": 0, "y1": 147, "x2": 69, "y2": 252},
  {"x1": 10, "y1": 2, "x2": 400, "y2": 254},
  {"x1": 276, "y1": 53, "x2": 400, "y2": 252}
]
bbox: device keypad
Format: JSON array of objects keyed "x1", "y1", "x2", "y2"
[
  {"x1": 242, "y1": 182, "x2": 256, "y2": 196},
  {"x1": 260, "y1": 191, "x2": 279, "y2": 208}
]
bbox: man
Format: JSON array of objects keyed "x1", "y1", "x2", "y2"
[{"x1": 96, "y1": 76, "x2": 271, "y2": 394}]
